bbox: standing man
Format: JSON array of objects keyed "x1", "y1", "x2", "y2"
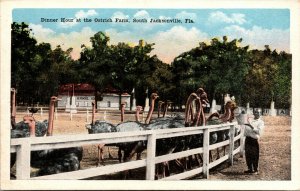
[{"x1": 244, "y1": 110, "x2": 265, "y2": 174}]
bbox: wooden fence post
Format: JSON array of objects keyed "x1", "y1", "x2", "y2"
[
  {"x1": 70, "y1": 111, "x2": 73, "y2": 121},
  {"x1": 146, "y1": 131, "x2": 156, "y2": 180},
  {"x1": 228, "y1": 125, "x2": 235, "y2": 165},
  {"x1": 202, "y1": 128, "x2": 210, "y2": 179},
  {"x1": 86, "y1": 108, "x2": 89, "y2": 122},
  {"x1": 239, "y1": 125, "x2": 245, "y2": 157},
  {"x1": 55, "y1": 108, "x2": 58, "y2": 120},
  {"x1": 103, "y1": 111, "x2": 107, "y2": 121},
  {"x1": 16, "y1": 141, "x2": 31, "y2": 179},
  {"x1": 142, "y1": 112, "x2": 145, "y2": 122}
]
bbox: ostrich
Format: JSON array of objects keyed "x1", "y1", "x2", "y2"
[
  {"x1": 194, "y1": 88, "x2": 209, "y2": 126},
  {"x1": 157, "y1": 93, "x2": 199, "y2": 177},
  {"x1": 117, "y1": 93, "x2": 159, "y2": 163},
  {"x1": 179, "y1": 89, "x2": 218, "y2": 170},
  {"x1": 171, "y1": 89, "x2": 219, "y2": 170},
  {"x1": 162, "y1": 100, "x2": 172, "y2": 118},
  {"x1": 23, "y1": 115, "x2": 36, "y2": 137},
  {"x1": 86, "y1": 120, "x2": 116, "y2": 166},
  {"x1": 154, "y1": 89, "x2": 212, "y2": 176},
  {"x1": 143, "y1": 93, "x2": 182, "y2": 178},
  {"x1": 110, "y1": 121, "x2": 147, "y2": 179},
  {"x1": 11, "y1": 112, "x2": 48, "y2": 138},
  {"x1": 34, "y1": 96, "x2": 83, "y2": 176},
  {"x1": 135, "y1": 106, "x2": 143, "y2": 122},
  {"x1": 85, "y1": 101, "x2": 115, "y2": 166},
  {"x1": 37, "y1": 97, "x2": 82, "y2": 174},
  {"x1": 116, "y1": 101, "x2": 147, "y2": 163},
  {"x1": 116, "y1": 102, "x2": 127, "y2": 162},
  {"x1": 185, "y1": 88, "x2": 238, "y2": 164},
  {"x1": 11, "y1": 96, "x2": 83, "y2": 177},
  {"x1": 86, "y1": 102, "x2": 145, "y2": 166},
  {"x1": 184, "y1": 93, "x2": 201, "y2": 127},
  {"x1": 141, "y1": 90, "x2": 207, "y2": 177},
  {"x1": 120, "y1": 102, "x2": 126, "y2": 122},
  {"x1": 135, "y1": 106, "x2": 143, "y2": 160},
  {"x1": 145, "y1": 93, "x2": 159, "y2": 124},
  {"x1": 206, "y1": 100, "x2": 238, "y2": 159},
  {"x1": 10, "y1": 88, "x2": 48, "y2": 169},
  {"x1": 145, "y1": 92, "x2": 202, "y2": 178},
  {"x1": 183, "y1": 90, "x2": 207, "y2": 168},
  {"x1": 21, "y1": 115, "x2": 83, "y2": 176},
  {"x1": 106, "y1": 93, "x2": 158, "y2": 179}
]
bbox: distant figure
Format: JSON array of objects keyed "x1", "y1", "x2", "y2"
[
  {"x1": 28, "y1": 107, "x2": 39, "y2": 116},
  {"x1": 243, "y1": 110, "x2": 265, "y2": 175}
]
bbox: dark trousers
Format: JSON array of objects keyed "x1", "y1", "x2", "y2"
[{"x1": 245, "y1": 136, "x2": 259, "y2": 171}]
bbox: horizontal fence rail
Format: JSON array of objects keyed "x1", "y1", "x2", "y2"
[
  {"x1": 15, "y1": 106, "x2": 291, "y2": 117},
  {"x1": 11, "y1": 122, "x2": 241, "y2": 180}
]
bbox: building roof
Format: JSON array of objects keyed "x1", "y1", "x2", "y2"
[
  {"x1": 58, "y1": 83, "x2": 130, "y2": 96},
  {"x1": 58, "y1": 83, "x2": 94, "y2": 96}
]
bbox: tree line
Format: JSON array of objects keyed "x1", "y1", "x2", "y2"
[{"x1": 11, "y1": 22, "x2": 291, "y2": 109}]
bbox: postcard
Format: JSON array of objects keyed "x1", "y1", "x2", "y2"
[{"x1": 1, "y1": 0, "x2": 300, "y2": 190}]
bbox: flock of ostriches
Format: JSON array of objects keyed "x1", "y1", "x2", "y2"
[
  {"x1": 10, "y1": 88, "x2": 240, "y2": 179},
  {"x1": 10, "y1": 95, "x2": 83, "y2": 177}
]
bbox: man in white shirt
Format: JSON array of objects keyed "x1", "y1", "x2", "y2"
[{"x1": 244, "y1": 110, "x2": 265, "y2": 174}]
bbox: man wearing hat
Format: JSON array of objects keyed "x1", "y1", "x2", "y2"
[{"x1": 244, "y1": 110, "x2": 265, "y2": 174}]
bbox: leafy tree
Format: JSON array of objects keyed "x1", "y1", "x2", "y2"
[
  {"x1": 79, "y1": 32, "x2": 113, "y2": 108},
  {"x1": 244, "y1": 47, "x2": 291, "y2": 108},
  {"x1": 11, "y1": 22, "x2": 38, "y2": 105},
  {"x1": 109, "y1": 42, "x2": 136, "y2": 108},
  {"x1": 109, "y1": 40, "x2": 156, "y2": 108},
  {"x1": 143, "y1": 56, "x2": 174, "y2": 101},
  {"x1": 172, "y1": 36, "x2": 250, "y2": 108},
  {"x1": 11, "y1": 22, "x2": 78, "y2": 105},
  {"x1": 39, "y1": 45, "x2": 76, "y2": 102},
  {"x1": 11, "y1": 23, "x2": 291, "y2": 111},
  {"x1": 272, "y1": 51, "x2": 291, "y2": 108}
]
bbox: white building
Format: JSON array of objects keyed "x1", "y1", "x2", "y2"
[
  {"x1": 98, "y1": 93, "x2": 131, "y2": 109},
  {"x1": 57, "y1": 83, "x2": 131, "y2": 111}
]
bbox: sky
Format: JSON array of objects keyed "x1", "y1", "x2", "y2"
[{"x1": 13, "y1": 8, "x2": 290, "y2": 64}]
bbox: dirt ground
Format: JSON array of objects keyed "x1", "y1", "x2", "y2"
[
  {"x1": 13, "y1": 111, "x2": 291, "y2": 180},
  {"x1": 207, "y1": 116, "x2": 291, "y2": 180}
]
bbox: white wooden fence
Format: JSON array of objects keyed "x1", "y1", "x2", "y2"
[{"x1": 10, "y1": 122, "x2": 242, "y2": 180}]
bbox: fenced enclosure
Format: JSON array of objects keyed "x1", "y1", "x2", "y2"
[
  {"x1": 18, "y1": 105, "x2": 291, "y2": 118},
  {"x1": 10, "y1": 121, "x2": 242, "y2": 180}
]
